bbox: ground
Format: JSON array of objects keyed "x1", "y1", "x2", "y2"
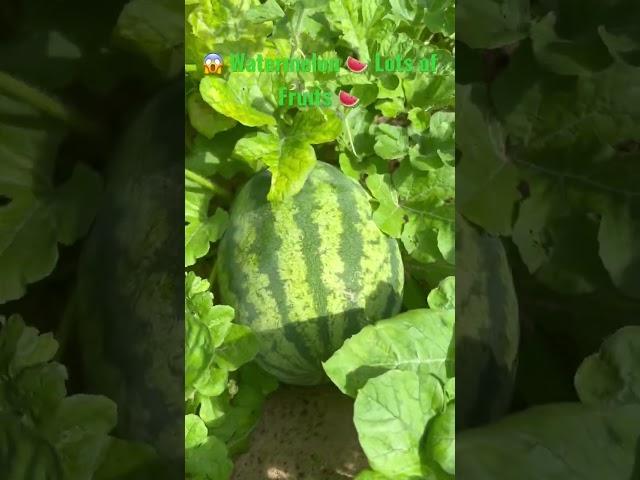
[{"x1": 232, "y1": 384, "x2": 368, "y2": 480}]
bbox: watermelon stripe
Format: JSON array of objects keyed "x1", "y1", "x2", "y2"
[
  {"x1": 383, "y1": 239, "x2": 403, "y2": 318},
  {"x1": 222, "y1": 223, "x2": 256, "y2": 315},
  {"x1": 310, "y1": 173, "x2": 349, "y2": 351},
  {"x1": 336, "y1": 184, "x2": 367, "y2": 338},
  {"x1": 257, "y1": 354, "x2": 307, "y2": 383},
  {"x1": 293, "y1": 182, "x2": 333, "y2": 361},
  {"x1": 222, "y1": 206, "x2": 310, "y2": 376},
  {"x1": 259, "y1": 201, "x2": 319, "y2": 371}
]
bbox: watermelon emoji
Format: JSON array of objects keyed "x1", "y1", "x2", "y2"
[
  {"x1": 345, "y1": 56, "x2": 368, "y2": 73},
  {"x1": 338, "y1": 91, "x2": 360, "y2": 107}
]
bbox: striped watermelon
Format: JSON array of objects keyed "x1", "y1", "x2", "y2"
[
  {"x1": 217, "y1": 162, "x2": 404, "y2": 385},
  {"x1": 75, "y1": 83, "x2": 183, "y2": 463},
  {"x1": 457, "y1": 215, "x2": 519, "y2": 429}
]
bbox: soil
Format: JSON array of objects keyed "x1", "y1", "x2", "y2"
[{"x1": 232, "y1": 384, "x2": 368, "y2": 480}]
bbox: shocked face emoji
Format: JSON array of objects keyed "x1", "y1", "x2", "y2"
[{"x1": 204, "y1": 53, "x2": 223, "y2": 75}]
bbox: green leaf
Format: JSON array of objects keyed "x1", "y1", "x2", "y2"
[
  {"x1": 0, "y1": 316, "x2": 117, "y2": 479},
  {"x1": 186, "y1": 434, "x2": 233, "y2": 480},
  {"x1": 374, "y1": 124, "x2": 409, "y2": 160},
  {"x1": 0, "y1": 96, "x2": 101, "y2": 302},
  {"x1": 513, "y1": 181, "x2": 607, "y2": 294},
  {"x1": 598, "y1": 200, "x2": 640, "y2": 299},
  {"x1": 265, "y1": 136, "x2": 317, "y2": 202},
  {"x1": 185, "y1": 207, "x2": 229, "y2": 267},
  {"x1": 376, "y1": 98, "x2": 405, "y2": 117},
  {"x1": 491, "y1": 42, "x2": 543, "y2": 145},
  {"x1": 187, "y1": 93, "x2": 236, "y2": 139},
  {"x1": 339, "y1": 107, "x2": 377, "y2": 159},
  {"x1": 290, "y1": 108, "x2": 343, "y2": 144},
  {"x1": 427, "y1": 111, "x2": 455, "y2": 165},
  {"x1": 530, "y1": 12, "x2": 613, "y2": 76},
  {"x1": 200, "y1": 74, "x2": 276, "y2": 127},
  {"x1": 215, "y1": 324, "x2": 260, "y2": 372},
  {"x1": 186, "y1": 132, "x2": 251, "y2": 180},
  {"x1": 457, "y1": 404, "x2": 640, "y2": 479},
  {"x1": 185, "y1": 414, "x2": 208, "y2": 449},
  {"x1": 423, "y1": 401, "x2": 455, "y2": 476},
  {"x1": 392, "y1": 161, "x2": 455, "y2": 265},
  {"x1": 457, "y1": 84, "x2": 520, "y2": 235},
  {"x1": 354, "y1": 370, "x2": 445, "y2": 478},
  {"x1": 421, "y1": 0, "x2": 455, "y2": 36},
  {"x1": 408, "y1": 108, "x2": 429, "y2": 133},
  {"x1": 403, "y1": 75, "x2": 454, "y2": 111},
  {"x1": 11, "y1": 363, "x2": 68, "y2": 424},
  {"x1": 327, "y1": 0, "x2": 391, "y2": 62},
  {"x1": 185, "y1": 274, "x2": 230, "y2": 397},
  {"x1": 185, "y1": 0, "x2": 272, "y2": 68},
  {"x1": 44, "y1": 395, "x2": 117, "y2": 480},
  {"x1": 444, "y1": 377, "x2": 455, "y2": 401},
  {"x1": 113, "y1": 0, "x2": 184, "y2": 77},
  {"x1": 246, "y1": 0, "x2": 286, "y2": 23},
  {"x1": 575, "y1": 326, "x2": 640, "y2": 406},
  {"x1": 0, "y1": 315, "x2": 58, "y2": 375},
  {"x1": 366, "y1": 174, "x2": 405, "y2": 238},
  {"x1": 185, "y1": 272, "x2": 258, "y2": 405},
  {"x1": 457, "y1": 0, "x2": 530, "y2": 49},
  {"x1": 50, "y1": 164, "x2": 102, "y2": 246},
  {"x1": 0, "y1": 195, "x2": 59, "y2": 303},
  {"x1": 204, "y1": 364, "x2": 277, "y2": 453},
  {"x1": 0, "y1": 415, "x2": 64, "y2": 479},
  {"x1": 94, "y1": 438, "x2": 158, "y2": 480},
  {"x1": 324, "y1": 309, "x2": 454, "y2": 396},
  {"x1": 428, "y1": 276, "x2": 455, "y2": 311},
  {"x1": 232, "y1": 132, "x2": 280, "y2": 169}
]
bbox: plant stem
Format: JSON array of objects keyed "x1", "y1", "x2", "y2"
[
  {"x1": 185, "y1": 168, "x2": 232, "y2": 200},
  {"x1": 0, "y1": 71, "x2": 101, "y2": 134}
]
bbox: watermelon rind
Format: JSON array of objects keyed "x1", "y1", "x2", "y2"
[{"x1": 218, "y1": 162, "x2": 404, "y2": 385}]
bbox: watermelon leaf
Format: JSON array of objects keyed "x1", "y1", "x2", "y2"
[
  {"x1": 365, "y1": 173, "x2": 405, "y2": 238},
  {"x1": 457, "y1": 404, "x2": 640, "y2": 479},
  {"x1": 112, "y1": 0, "x2": 184, "y2": 77},
  {"x1": 428, "y1": 276, "x2": 455, "y2": 311},
  {"x1": 574, "y1": 326, "x2": 640, "y2": 406},
  {"x1": 185, "y1": 206, "x2": 229, "y2": 267},
  {"x1": 265, "y1": 136, "x2": 317, "y2": 202},
  {"x1": 0, "y1": 315, "x2": 119, "y2": 479},
  {"x1": 0, "y1": 93, "x2": 102, "y2": 303},
  {"x1": 323, "y1": 308, "x2": 454, "y2": 397},
  {"x1": 232, "y1": 132, "x2": 281, "y2": 169},
  {"x1": 422, "y1": 400, "x2": 455, "y2": 476},
  {"x1": 185, "y1": 415, "x2": 233, "y2": 480},
  {"x1": 214, "y1": 324, "x2": 260, "y2": 372},
  {"x1": 353, "y1": 369, "x2": 445, "y2": 479},
  {"x1": 290, "y1": 107, "x2": 343, "y2": 144},
  {"x1": 199, "y1": 74, "x2": 276, "y2": 128},
  {"x1": 187, "y1": 93, "x2": 237, "y2": 139},
  {"x1": 184, "y1": 273, "x2": 270, "y2": 478}
]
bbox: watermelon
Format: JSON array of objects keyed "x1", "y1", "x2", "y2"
[
  {"x1": 457, "y1": 215, "x2": 520, "y2": 429},
  {"x1": 217, "y1": 162, "x2": 404, "y2": 385},
  {"x1": 74, "y1": 83, "x2": 183, "y2": 467}
]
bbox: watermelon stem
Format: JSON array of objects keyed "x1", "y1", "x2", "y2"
[
  {"x1": 344, "y1": 111, "x2": 360, "y2": 159},
  {"x1": 0, "y1": 71, "x2": 101, "y2": 134},
  {"x1": 185, "y1": 168, "x2": 231, "y2": 200}
]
